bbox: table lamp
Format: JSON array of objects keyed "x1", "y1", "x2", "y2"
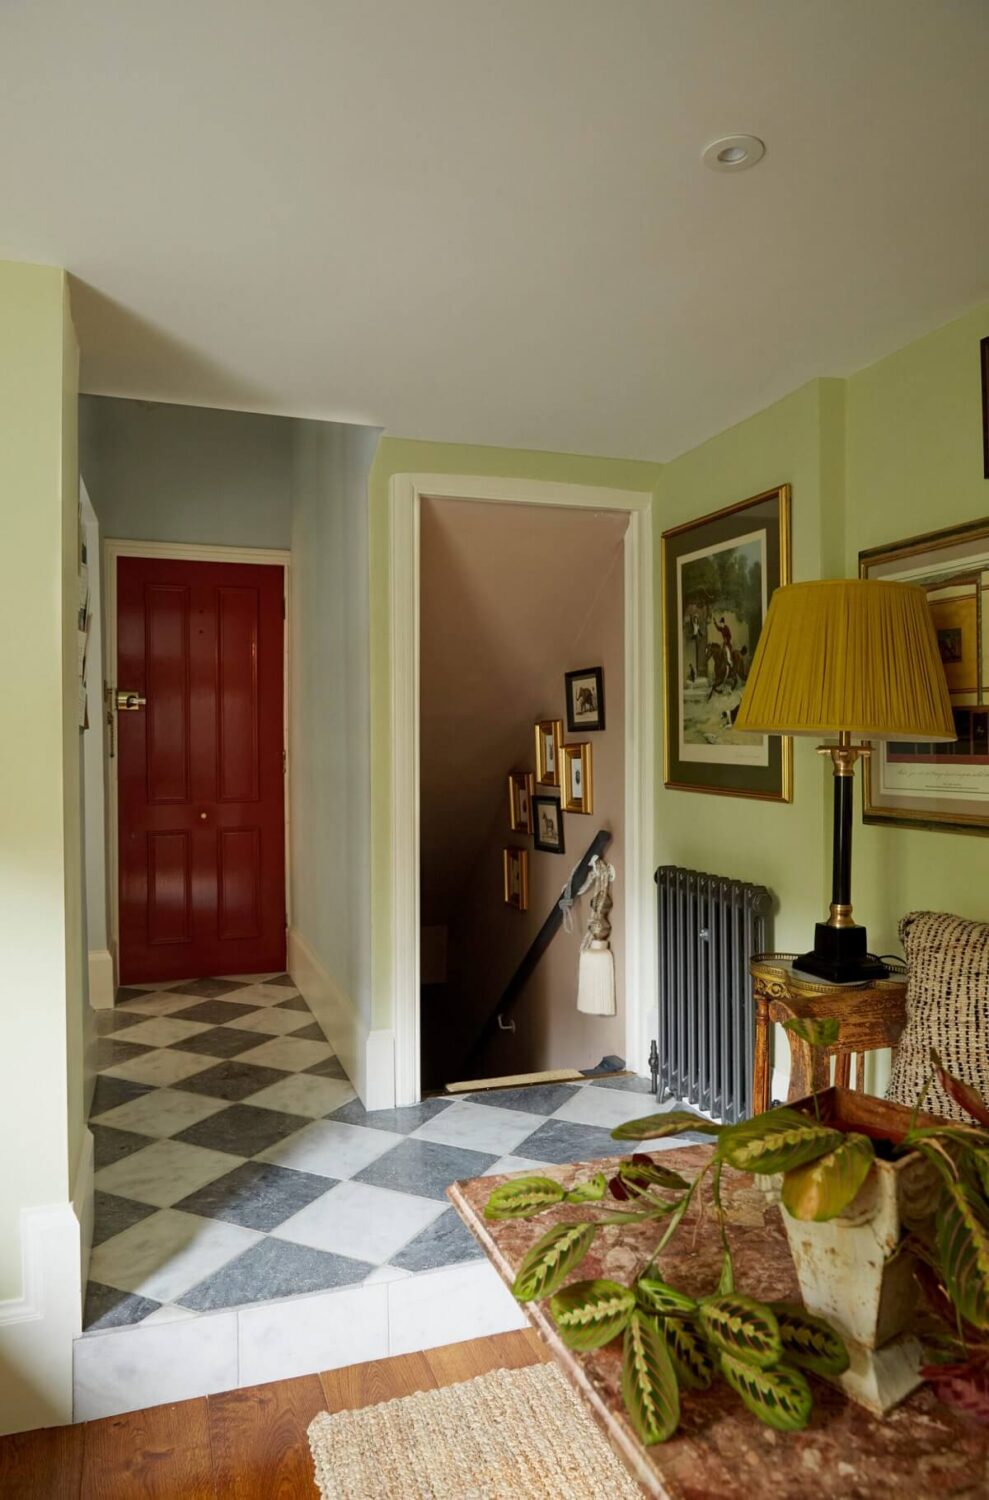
[{"x1": 734, "y1": 579, "x2": 955, "y2": 984}]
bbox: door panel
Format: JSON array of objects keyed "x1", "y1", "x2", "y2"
[{"x1": 118, "y1": 556, "x2": 285, "y2": 983}]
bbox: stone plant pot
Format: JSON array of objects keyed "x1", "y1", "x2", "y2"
[{"x1": 780, "y1": 1088, "x2": 942, "y2": 1417}]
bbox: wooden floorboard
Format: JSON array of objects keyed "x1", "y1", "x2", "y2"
[{"x1": 0, "y1": 1331, "x2": 549, "y2": 1498}]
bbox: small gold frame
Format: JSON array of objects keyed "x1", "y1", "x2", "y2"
[
  {"x1": 534, "y1": 719, "x2": 564, "y2": 787},
  {"x1": 508, "y1": 770, "x2": 534, "y2": 834},
  {"x1": 561, "y1": 742, "x2": 593, "y2": 814},
  {"x1": 503, "y1": 847, "x2": 529, "y2": 910}
]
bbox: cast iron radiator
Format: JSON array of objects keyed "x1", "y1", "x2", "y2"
[{"x1": 655, "y1": 865, "x2": 771, "y2": 1124}]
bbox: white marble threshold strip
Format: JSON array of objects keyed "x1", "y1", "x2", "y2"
[{"x1": 73, "y1": 1258, "x2": 526, "y2": 1421}]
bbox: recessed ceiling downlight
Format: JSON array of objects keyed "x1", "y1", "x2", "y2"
[{"x1": 702, "y1": 135, "x2": 765, "y2": 172}]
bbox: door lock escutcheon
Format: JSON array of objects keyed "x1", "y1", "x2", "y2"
[{"x1": 115, "y1": 689, "x2": 147, "y2": 711}]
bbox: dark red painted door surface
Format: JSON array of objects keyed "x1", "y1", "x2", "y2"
[{"x1": 117, "y1": 556, "x2": 286, "y2": 983}]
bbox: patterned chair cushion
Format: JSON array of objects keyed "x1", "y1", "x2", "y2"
[{"x1": 886, "y1": 910, "x2": 989, "y2": 1121}]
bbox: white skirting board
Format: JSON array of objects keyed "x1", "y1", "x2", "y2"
[
  {"x1": 287, "y1": 927, "x2": 396, "y2": 1110},
  {"x1": 0, "y1": 1206, "x2": 85, "y2": 1435},
  {"x1": 87, "y1": 948, "x2": 115, "y2": 1010}
]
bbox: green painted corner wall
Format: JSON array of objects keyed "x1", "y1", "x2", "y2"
[{"x1": 367, "y1": 438, "x2": 662, "y2": 1028}]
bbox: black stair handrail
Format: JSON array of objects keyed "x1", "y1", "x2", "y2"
[{"x1": 459, "y1": 828, "x2": 613, "y2": 1076}]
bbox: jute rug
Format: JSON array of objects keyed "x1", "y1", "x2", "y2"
[{"x1": 307, "y1": 1362, "x2": 642, "y2": 1499}]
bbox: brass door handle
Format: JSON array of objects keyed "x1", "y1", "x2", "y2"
[{"x1": 115, "y1": 690, "x2": 147, "y2": 711}]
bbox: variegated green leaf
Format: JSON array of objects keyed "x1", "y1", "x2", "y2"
[
  {"x1": 937, "y1": 1181, "x2": 989, "y2": 1331},
  {"x1": 770, "y1": 1302, "x2": 849, "y2": 1376},
  {"x1": 661, "y1": 1317, "x2": 715, "y2": 1390},
  {"x1": 720, "y1": 1353, "x2": 812, "y2": 1432},
  {"x1": 636, "y1": 1277, "x2": 697, "y2": 1319},
  {"x1": 622, "y1": 1311, "x2": 680, "y2": 1445},
  {"x1": 975, "y1": 1152, "x2": 989, "y2": 1200},
  {"x1": 564, "y1": 1173, "x2": 607, "y2": 1204},
  {"x1": 698, "y1": 1295, "x2": 782, "y2": 1369},
  {"x1": 781, "y1": 1132, "x2": 875, "y2": 1222},
  {"x1": 618, "y1": 1158, "x2": 689, "y2": 1195},
  {"x1": 511, "y1": 1222, "x2": 597, "y2": 1303},
  {"x1": 484, "y1": 1176, "x2": 565, "y2": 1221},
  {"x1": 783, "y1": 1016, "x2": 841, "y2": 1048},
  {"x1": 600, "y1": 1199, "x2": 684, "y2": 1226},
  {"x1": 717, "y1": 1106, "x2": 842, "y2": 1175},
  {"x1": 550, "y1": 1279, "x2": 636, "y2": 1351},
  {"x1": 931, "y1": 1048, "x2": 989, "y2": 1128},
  {"x1": 611, "y1": 1110, "x2": 722, "y2": 1142}
]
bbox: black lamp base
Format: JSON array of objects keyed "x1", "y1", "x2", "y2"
[{"x1": 793, "y1": 922, "x2": 889, "y2": 986}]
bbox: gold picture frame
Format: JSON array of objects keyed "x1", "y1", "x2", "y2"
[
  {"x1": 503, "y1": 847, "x2": 529, "y2": 910},
  {"x1": 561, "y1": 742, "x2": 593, "y2": 814},
  {"x1": 860, "y1": 515, "x2": 989, "y2": 835},
  {"x1": 662, "y1": 483, "x2": 792, "y2": 802},
  {"x1": 508, "y1": 770, "x2": 534, "y2": 834},
  {"x1": 534, "y1": 718, "x2": 564, "y2": 787}
]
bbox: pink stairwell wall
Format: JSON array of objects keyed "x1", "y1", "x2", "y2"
[{"x1": 419, "y1": 495, "x2": 627, "y2": 1085}]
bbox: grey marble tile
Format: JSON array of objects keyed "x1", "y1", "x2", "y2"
[
  {"x1": 353, "y1": 1138, "x2": 496, "y2": 1200},
  {"x1": 174, "y1": 1161, "x2": 335, "y2": 1230},
  {"x1": 304, "y1": 1054, "x2": 350, "y2": 1080},
  {"x1": 511, "y1": 1117, "x2": 623, "y2": 1165},
  {"x1": 169, "y1": 999, "x2": 262, "y2": 1026},
  {"x1": 93, "y1": 1008, "x2": 150, "y2": 1037},
  {"x1": 179, "y1": 1235, "x2": 373, "y2": 1311},
  {"x1": 114, "y1": 987, "x2": 150, "y2": 1003},
  {"x1": 169, "y1": 978, "x2": 250, "y2": 999},
  {"x1": 467, "y1": 1083, "x2": 581, "y2": 1115},
  {"x1": 94, "y1": 1036, "x2": 154, "y2": 1071},
  {"x1": 89, "y1": 1074, "x2": 155, "y2": 1119},
  {"x1": 91, "y1": 1124, "x2": 155, "y2": 1171},
  {"x1": 389, "y1": 1207, "x2": 484, "y2": 1272},
  {"x1": 275, "y1": 993, "x2": 311, "y2": 1011},
  {"x1": 171, "y1": 1060, "x2": 287, "y2": 1101},
  {"x1": 175, "y1": 1103, "x2": 309, "y2": 1157},
  {"x1": 587, "y1": 1074, "x2": 657, "y2": 1094},
  {"x1": 267, "y1": 973, "x2": 299, "y2": 989},
  {"x1": 290, "y1": 1022, "x2": 326, "y2": 1041},
  {"x1": 328, "y1": 1097, "x2": 454, "y2": 1134},
  {"x1": 169, "y1": 1025, "x2": 264, "y2": 1059},
  {"x1": 92, "y1": 1190, "x2": 158, "y2": 1247},
  {"x1": 84, "y1": 1281, "x2": 161, "y2": 1330}
]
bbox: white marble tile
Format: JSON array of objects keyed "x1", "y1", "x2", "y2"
[
  {"x1": 244, "y1": 1072, "x2": 355, "y2": 1118},
  {"x1": 552, "y1": 1083, "x2": 665, "y2": 1130},
  {"x1": 94, "y1": 1137, "x2": 242, "y2": 1207},
  {"x1": 364, "y1": 1264, "x2": 413, "y2": 1286},
  {"x1": 410, "y1": 1100, "x2": 545, "y2": 1157},
  {"x1": 228, "y1": 981, "x2": 302, "y2": 1008},
  {"x1": 237, "y1": 1282, "x2": 389, "y2": 1386},
  {"x1": 237, "y1": 1035, "x2": 332, "y2": 1071},
  {"x1": 387, "y1": 1260, "x2": 526, "y2": 1357},
  {"x1": 219, "y1": 972, "x2": 282, "y2": 984},
  {"x1": 223, "y1": 1007, "x2": 312, "y2": 1036},
  {"x1": 95, "y1": 1087, "x2": 227, "y2": 1139},
  {"x1": 103, "y1": 1047, "x2": 216, "y2": 1087},
  {"x1": 89, "y1": 1208, "x2": 261, "y2": 1303},
  {"x1": 272, "y1": 1180, "x2": 445, "y2": 1264},
  {"x1": 110, "y1": 1016, "x2": 211, "y2": 1048},
  {"x1": 257, "y1": 1118, "x2": 403, "y2": 1178},
  {"x1": 483, "y1": 1154, "x2": 558, "y2": 1176},
  {"x1": 139, "y1": 1302, "x2": 199, "y2": 1326},
  {"x1": 73, "y1": 1307, "x2": 239, "y2": 1420},
  {"x1": 116, "y1": 992, "x2": 208, "y2": 1017}
]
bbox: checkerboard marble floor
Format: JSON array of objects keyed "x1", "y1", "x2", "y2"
[{"x1": 86, "y1": 974, "x2": 693, "y2": 1333}]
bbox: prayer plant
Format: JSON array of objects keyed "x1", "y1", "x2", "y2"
[{"x1": 483, "y1": 1034, "x2": 989, "y2": 1442}]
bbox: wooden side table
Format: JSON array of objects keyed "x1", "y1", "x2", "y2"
[{"x1": 750, "y1": 953, "x2": 909, "y2": 1113}]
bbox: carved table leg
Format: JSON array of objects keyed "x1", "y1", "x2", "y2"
[{"x1": 753, "y1": 987, "x2": 771, "y2": 1114}]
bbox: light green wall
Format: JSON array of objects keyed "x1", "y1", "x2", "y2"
[
  {"x1": 848, "y1": 303, "x2": 989, "y2": 947},
  {"x1": 0, "y1": 262, "x2": 83, "y2": 1297},
  {"x1": 368, "y1": 438, "x2": 662, "y2": 1027}
]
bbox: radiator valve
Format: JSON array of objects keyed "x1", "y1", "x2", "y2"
[{"x1": 648, "y1": 1039, "x2": 660, "y2": 1095}]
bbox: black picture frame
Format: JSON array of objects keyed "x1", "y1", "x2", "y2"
[
  {"x1": 981, "y1": 335, "x2": 989, "y2": 480},
  {"x1": 564, "y1": 666, "x2": 605, "y2": 733},
  {"x1": 532, "y1": 794, "x2": 566, "y2": 854}
]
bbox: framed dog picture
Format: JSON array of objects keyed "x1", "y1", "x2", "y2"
[
  {"x1": 534, "y1": 718, "x2": 564, "y2": 786},
  {"x1": 532, "y1": 795, "x2": 565, "y2": 853},
  {"x1": 508, "y1": 770, "x2": 534, "y2": 834},
  {"x1": 503, "y1": 847, "x2": 529, "y2": 910},
  {"x1": 565, "y1": 667, "x2": 605, "y2": 732},
  {"x1": 561, "y1": 742, "x2": 593, "y2": 814}
]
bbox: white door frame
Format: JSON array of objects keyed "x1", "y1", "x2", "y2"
[
  {"x1": 103, "y1": 539, "x2": 292, "y2": 982},
  {"x1": 388, "y1": 473, "x2": 656, "y2": 1107}
]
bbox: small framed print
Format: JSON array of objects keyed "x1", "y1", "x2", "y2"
[
  {"x1": 532, "y1": 794, "x2": 565, "y2": 854},
  {"x1": 565, "y1": 666, "x2": 605, "y2": 732},
  {"x1": 503, "y1": 846, "x2": 529, "y2": 910},
  {"x1": 561, "y1": 742, "x2": 593, "y2": 814},
  {"x1": 508, "y1": 770, "x2": 534, "y2": 834},
  {"x1": 534, "y1": 718, "x2": 564, "y2": 786}
]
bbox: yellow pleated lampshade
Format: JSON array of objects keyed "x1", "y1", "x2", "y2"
[{"x1": 734, "y1": 579, "x2": 956, "y2": 740}]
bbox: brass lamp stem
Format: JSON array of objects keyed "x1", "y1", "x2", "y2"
[{"x1": 816, "y1": 731, "x2": 871, "y2": 929}]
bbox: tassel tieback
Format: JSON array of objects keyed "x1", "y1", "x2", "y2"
[{"x1": 560, "y1": 856, "x2": 617, "y2": 1017}]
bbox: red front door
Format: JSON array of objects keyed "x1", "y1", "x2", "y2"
[{"x1": 117, "y1": 556, "x2": 286, "y2": 983}]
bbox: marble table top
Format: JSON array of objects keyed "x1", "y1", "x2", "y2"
[{"x1": 449, "y1": 1145, "x2": 989, "y2": 1500}]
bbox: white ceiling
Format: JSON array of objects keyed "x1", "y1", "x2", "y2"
[{"x1": 2, "y1": 1, "x2": 988, "y2": 461}]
